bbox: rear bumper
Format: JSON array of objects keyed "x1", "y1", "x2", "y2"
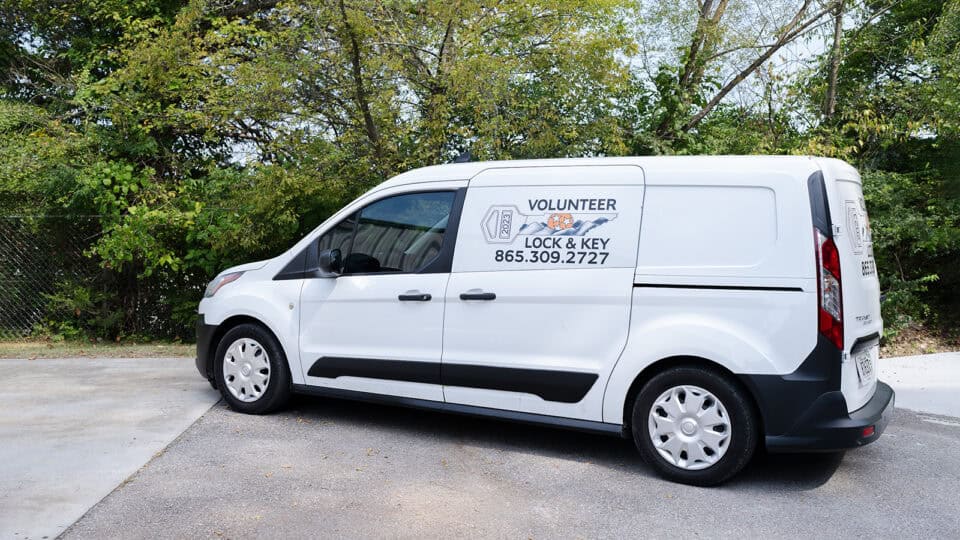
[
  {"x1": 195, "y1": 314, "x2": 218, "y2": 381},
  {"x1": 765, "y1": 381, "x2": 895, "y2": 452}
]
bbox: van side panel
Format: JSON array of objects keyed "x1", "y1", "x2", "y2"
[
  {"x1": 604, "y1": 161, "x2": 820, "y2": 424},
  {"x1": 634, "y1": 165, "x2": 817, "y2": 283},
  {"x1": 637, "y1": 185, "x2": 778, "y2": 270},
  {"x1": 602, "y1": 287, "x2": 817, "y2": 423}
]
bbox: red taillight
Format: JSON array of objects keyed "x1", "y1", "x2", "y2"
[
  {"x1": 821, "y1": 232, "x2": 841, "y2": 278},
  {"x1": 815, "y1": 228, "x2": 843, "y2": 349},
  {"x1": 862, "y1": 425, "x2": 875, "y2": 438}
]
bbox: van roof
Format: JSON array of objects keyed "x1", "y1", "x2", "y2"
[{"x1": 376, "y1": 155, "x2": 850, "y2": 191}]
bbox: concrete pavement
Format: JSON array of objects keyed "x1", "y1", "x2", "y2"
[
  {"x1": 879, "y1": 352, "x2": 960, "y2": 418},
  {"x1": 62, "y1": 397, "x2": 960, "y2": 539},
  {"x1": 0, "y1": 352, "x2": 957, "y2": 539},
  {"x1": 0, "y1": 357, "x2": 219, "y2": 540}
]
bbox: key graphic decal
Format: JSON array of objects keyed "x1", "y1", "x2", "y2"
[{"x1": 481, "y1": 205, "x2": 617, "y2": 244}]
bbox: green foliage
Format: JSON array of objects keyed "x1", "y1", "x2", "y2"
[
  {"x1": 862, "y1": 170, "x2": 959, "y2": 330},
  {"x1": 1, "y1": 0, "x2": 958, "y2": 339},
  {"x1": 40, "y1": 281, "x2": 124, "y2": 340},
  {"x1": 818, "y1": 0, "x2": 960, "y2": 332}
]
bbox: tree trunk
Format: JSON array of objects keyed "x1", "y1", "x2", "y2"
[
  {"x1": 824, "y1": 0, "x2": 845, "y2": 119},
  {"x1": 654, "y1": 0, "x2": 730, "y2": 142},
  {"x1": 338, "y1": 0, "x2": 386, "y2": 171}
]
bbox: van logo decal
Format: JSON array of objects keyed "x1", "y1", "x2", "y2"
[
  {"x1": 845, "y1": 198, "x2": 872, "y2": 255},
  {"x1": 481, "y1": 204, "x2": 617, "y2": 244}
]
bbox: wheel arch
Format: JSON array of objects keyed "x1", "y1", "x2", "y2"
[
  {"x1": 620, "y1": 356, "x2": 765, "y2": 438},
  {"x1": 203, "y1": 315, "x2": 284, "y2": 380}
]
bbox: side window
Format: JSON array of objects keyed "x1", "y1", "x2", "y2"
[
  {"x1": 344, "y1": 192, "x2": 455, "y2": 274},
  {"x1": 317, "y1": 212, "x2": 357, "y2": 253}
]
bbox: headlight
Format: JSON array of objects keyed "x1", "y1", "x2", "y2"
[{"x1": 204, "y1": 272, "x2": 244, "y2": 298}]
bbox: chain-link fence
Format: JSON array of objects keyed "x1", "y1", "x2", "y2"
[{"x1": 0, "y1": 217, "x2": 101, "y2": 339}]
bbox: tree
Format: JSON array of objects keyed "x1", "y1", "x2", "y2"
[
  {"x1": 805, "y1": 0, "x2": 960, "y2": 330},
  {"x1": 0, "y1": 0, "x2": 640, "y2": 338},
  {"x1": 2, "y1": 0, "x2": 957, "y2": 340}
]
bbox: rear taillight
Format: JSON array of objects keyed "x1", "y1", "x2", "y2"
[{"x1": 815, "y1": 228, "x2": 843, "y2": 349}]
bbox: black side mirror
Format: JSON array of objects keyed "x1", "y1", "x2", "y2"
[{"x1": 317, "y1": 248, "x2": 342, "y2": 277}]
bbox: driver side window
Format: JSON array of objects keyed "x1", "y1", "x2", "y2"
[
  {"x1": 319, "y1": 191, "x2": 455, "y2": 275},
  {"x1": 317, "y1": 212, "x2": 356, "y2": 254}
]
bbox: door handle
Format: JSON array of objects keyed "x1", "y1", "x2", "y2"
[
  {"x1": 398, "y1": 291, "x2": 432, "y2": 302},
  {"x1": 459, "y1": 291, "x2": 496, "y2": 301}
]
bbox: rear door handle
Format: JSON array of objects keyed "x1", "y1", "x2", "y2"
[
  {"x1": 459, "y1": 291, "x2": 496, "y2": 301},
  {"x1": 398, "y1": 291, "x2": 432, "y2": 302}
]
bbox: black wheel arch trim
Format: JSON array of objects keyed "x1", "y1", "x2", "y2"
[
  {"x1": 196, "y1": 314, "x2": 287, "y2": 382},
  {"x1": 737, "y1": 334, "x2": 843, "y2": 438}
]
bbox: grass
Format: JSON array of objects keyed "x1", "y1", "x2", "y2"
[
  {"x1": 2, "y1": 326, "x2": 955, "y2": 360},
  {"x1": 0, "y1": 339, "x2": 194, "y2": 359}
]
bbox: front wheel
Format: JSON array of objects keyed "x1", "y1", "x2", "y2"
[
  {"x1": 632, "y1": 366, "x2": 758, "y2": 486},
  {"x1": 214, "y1": 323, "x2": 291, "y2": 414}
]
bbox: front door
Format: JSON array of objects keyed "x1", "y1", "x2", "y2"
[{"x1": 299, "y1": 188, "x2": 463, "y2": 401}]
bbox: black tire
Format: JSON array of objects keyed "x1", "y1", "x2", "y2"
[
  {"x1": 631, "y1": 366, "x2": 758, "y2": 486},
  {"x1": 213, "y1": 323, "x2": 292, "y2": 414}
]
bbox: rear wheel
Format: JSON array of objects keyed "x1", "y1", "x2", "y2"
[
  {"x1": 632, "y1": 366, "x2": 757, "y2": 486},
  {"x1": 214, "y1": 323, "x2": 291, "y2": 414}
]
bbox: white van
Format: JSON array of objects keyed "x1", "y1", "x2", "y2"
[{"x1": 196, "y1": 156, "x2": 894, "y2": 485}]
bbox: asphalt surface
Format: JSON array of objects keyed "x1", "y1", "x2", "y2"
[
  {"x1": 63, "y1": 394, "x2": 960, "y2": 539},
  {"x1": 0, "y1": 358, "x2": 219, "y2": 540}
]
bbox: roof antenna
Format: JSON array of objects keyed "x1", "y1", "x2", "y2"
[{"x1": 453, "y1": 150, "x2": 472, "y2": 163}]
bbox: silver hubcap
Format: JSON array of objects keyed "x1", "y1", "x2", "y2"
[
  {"x1": 222, "y1": 338, "x2": 270, "y2": 403},
  {"x1": 648, "y1": 385, "x2": 732, "y2": 471}
]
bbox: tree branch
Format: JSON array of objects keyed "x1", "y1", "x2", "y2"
[{"x1": 680, "y1": 0, "x2": 835, "y2": 132}]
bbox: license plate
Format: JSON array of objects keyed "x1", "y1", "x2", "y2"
[{"x1": 854, "y1": 346, "x2": 877, "y2": 386}]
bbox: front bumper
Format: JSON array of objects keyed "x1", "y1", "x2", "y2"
[
  {"x1": 765, "y1": 381, "x2": 895, "y2": 452},
  {"x1": 195, "y1": 314, "x2": 218, "y2": 381}
]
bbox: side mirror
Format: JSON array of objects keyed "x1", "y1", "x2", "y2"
[{"x1": 317, "y1": 248, "x2": 342, "y2": 277}]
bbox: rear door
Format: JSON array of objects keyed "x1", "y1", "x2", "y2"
[
  {"x1": 441, "y1": 165, "x2": 645, "y2": 421},
  {"x1": 823, "y1": 163, "x2": 883, "y2": 411}
]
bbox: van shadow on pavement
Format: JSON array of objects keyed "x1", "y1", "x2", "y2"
[{"x1": 284, "y1": 393, "x2": 843, "y2": 492}]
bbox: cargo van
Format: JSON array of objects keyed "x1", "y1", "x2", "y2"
[{"x1": 195, "y1": 156, "x2": 894, "y2": 485}]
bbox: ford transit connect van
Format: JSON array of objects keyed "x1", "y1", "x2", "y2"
[{"x1": 196, "y1": 156, "x2": 894, "y2": 485}]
